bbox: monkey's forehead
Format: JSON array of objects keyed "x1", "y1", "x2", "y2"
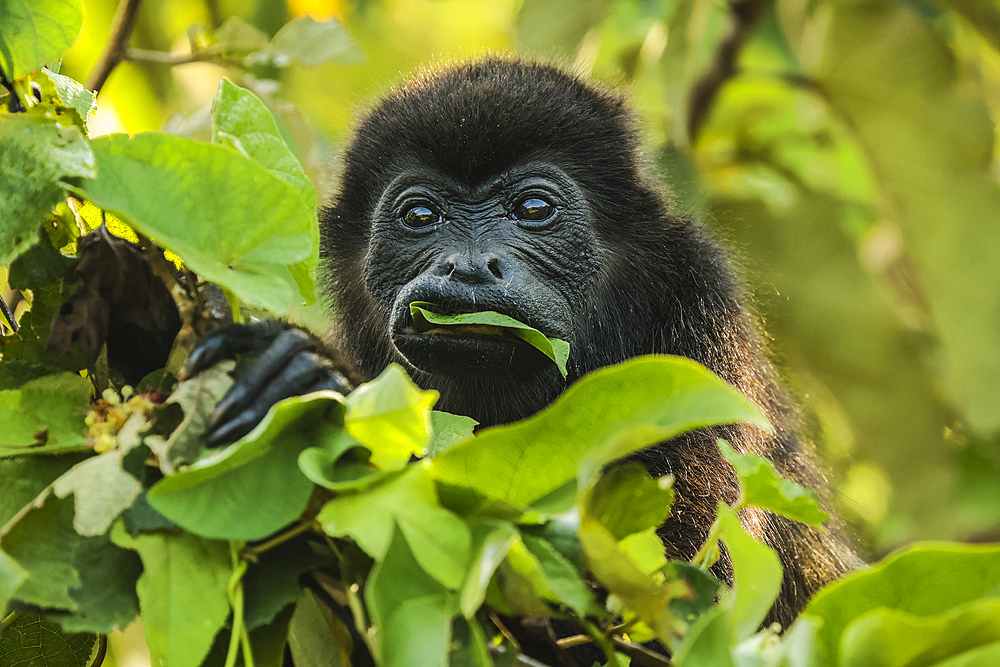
[{"x1": 343, "y1": 58, "x2": 641, "y2": 190}]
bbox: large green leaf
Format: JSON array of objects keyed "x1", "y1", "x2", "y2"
[
  {"x1": 799, "y1": 542, "x2": 1000, "y2": 664},
  {"x1": 840, "y1": 599, "x2": 1000, "y2": 667},
  {"x1": 72, "y1": 133, "x2": 316, "y2": 315},
  {"x1": 317, "y1": 465, "x2": 470, "y2": 589},
  {"x1": 111, "y1": 524, "x2": 231, "y2": 667},
  {"x1": 344, "y1": 364, "x2": 438, "y2": 470},
  {"x1": 431, "y1": 355, "x2": 767, "y2": 509},
  {"x1": 0, "y1": 372, "x2": 90, "y2": 453},
  {"x1": 0, "y1": 114, "x2": 94, "y2": 265},
  {"x1": 365, "y1": 527, "x2": 457, "y2": 667},
  {"x1": 0, "y1": 493, "x2": 80, "y2": 610},
  {"x1": 147, "y1": 393, "x2": 339, "y2": 540},
  {"x1": 716, "y1": 504, "x2": 782, "y2": 641},
  {"x1": 0, "y1": 615, "x2": 98, "y2": 667},
  {"x1": 0, "y1": 0, "x2": 82, "y2": 78},
  {"x1": 52, "y1": 441, "x2": 143, "y2": 537},
  {"x1": 585, "y1": 462, "x2": 674, "y2": 541},
  {"x1": 211, "y1": 78, "x2": 317, "y2": 303},
  {"x1": 410, "y1": 303, "x2": 570, "y2": 377}
]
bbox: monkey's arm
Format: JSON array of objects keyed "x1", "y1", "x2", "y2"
[{"x1": 183, "y1": 322, "x2": 354, "y2": 445}]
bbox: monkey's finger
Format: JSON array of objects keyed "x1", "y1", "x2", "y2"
[
  {"x1": 206, "y1": 349, "x2": 332, "y2": 445},
  {"x1": 182, "y1": 321, "x2": 287, "y2": 378},
  {"x1": 210, "y1": 329, "x2": 314, "y2": 424}
]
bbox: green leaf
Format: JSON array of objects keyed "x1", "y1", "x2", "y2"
[
  {"x1": 937, "y1": 642, "x2": 1000, "y2": 667},
  {"x1": 0, "y1": 0, "x2": 82, "y2": 78},
  {"x1": 344, "y1": 364, "x2": 438, "y2": 470},
  {"x1": 214, "y1": 16, "x2": 270, "y2": 54},
  {"x1": 50, "y1": 535, "x2": 141, "y2": 634},
  {"x1": 519, "y1": 532, "x2": 603, "y2": 617},
  {"x1": 210, "y1": 78, "x2": 318, "y2": 303},
  {"x1": 267, "y1": 16, "x2": 363, "y2": 67},
  {"x1": 673, "y1": 605, "x2": 735, "y2": 667},
  {"x1": 111, "y1": 523, "x2": 232, "y2": 667},
  {"x1": 459, "y1": 519, "x2": 518, "y2": 618},
  {"x1": 427, "y1": 410, "x2": 478, "y2": 458},
  {"x1": 800, "y1": 542, "x2": 1000, "y2": 665},
  {"x1": 0, "y1": 615, "x2": 98, "y2": 667},
  {"x1": 317, "y1": 465, "x2": 470, "y2": 589},
  {"x1": 145, "y1": 360, "x2": 235, "y2": 472},
  {"x1": 212, "y1": 78, "x2": 316, "y2": 209},
  {"x1": 579, "y1": 515, "x2": 688, "y2": 642},
  {"x1": 148, "y1": 393, "x2": 340, "y2": 540},
  {"x1": 36, "y1": 66, "x2": 96, "y2": 125},
  {"x1": 717, "y1": 503, "x2": 783, "y2": 641},
  {"x1": 0, "y1": 114, "x2": 95, "y2": 265},
  {"x1": 52, "y1": 415, "x2": 145, "y2": 536},
  {"x1": 365, "y1": 526, "x2": 456, "y2": 667},
  {"x1": 287, "y1": 590, "x2": 352, "y2": 667},
  {"x1": 0, "y1": 372, "x2": 90, "y2": 453},
  {"x1": 0, "y1": 548, "x2": 27, "y2": 613},
  {"x1": 297, "y1": 430, "x2": 380, "y2": 492},
  {"x1": 717, "y1": 440, "x2": 828, "y2": 524},
  {"x1": 0, "y1": 493, "x2": 80, "y2": 610},
  {"x1": 585, "y1": 462, "x2": 674, "y2": 540},
  {"x1": 410, "y1": 302, "x2": 570, "y2": 377},
  {"x1": 840, "y1": 598, "x2": 1000, "y2": 667},
  {"x1": 0, "y1": 453, "x2": 82, "y2": 525},
  {"x1": 72, "y1": 132, "x2": 316, "y2": 315},
  {"x1": 432, "y1": 355, "x2": 767, "y2": 510}
]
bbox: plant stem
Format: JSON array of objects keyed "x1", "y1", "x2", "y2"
[
  {"x1": 86, "y1": 0, "x2": 144, "y2": 93},
  {"x1": 686, "y1": 0, "x2": 772, "y2": 142},
  {"x1": 241, "y1": 521, "x2": 314, "y2": 560}
]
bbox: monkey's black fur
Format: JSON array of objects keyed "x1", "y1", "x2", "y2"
[{"x1": 319, "y1": 58, "x2": 860, "y2": 627}]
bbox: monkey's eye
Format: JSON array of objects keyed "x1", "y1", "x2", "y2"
[
  {"x1": 402, "y1": 205, "x2": 440, "y2": 229},
  {"x1": 513, "y1": 197, "x2": 554, "y2": 223}
]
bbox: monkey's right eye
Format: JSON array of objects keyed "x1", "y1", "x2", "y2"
[{"x1": 402, "y1": 205, "x2": 440, "y2": 229}]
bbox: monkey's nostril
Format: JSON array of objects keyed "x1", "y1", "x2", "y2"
[{"x1": 487, "y1": 256, "x2": 502, "y2": 278}]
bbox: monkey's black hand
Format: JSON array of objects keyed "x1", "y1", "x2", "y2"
[{"x1": 183, "y1": 321, "x2": 353, "y2": 446}]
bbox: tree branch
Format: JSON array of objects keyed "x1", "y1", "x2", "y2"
[
  {"x1": 86, "y1": 0, "x2": 144, "y2": 93},
  {"x1": 686, "y1": 0, "x2": 772, "y2": 142}
]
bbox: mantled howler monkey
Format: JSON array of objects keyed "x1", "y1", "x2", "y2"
[{"x1": 187, "y1": 58, "x2": 860, "y2": 634}]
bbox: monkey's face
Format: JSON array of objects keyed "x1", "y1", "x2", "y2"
[{"x1": 362, "y1": 161, "x2": 600, "y2": 380}]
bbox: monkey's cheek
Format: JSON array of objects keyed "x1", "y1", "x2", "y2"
[{"x1": 391, "y1": 331, "x2": 551, "y2": 378}]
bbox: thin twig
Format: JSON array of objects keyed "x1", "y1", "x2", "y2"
[
  {"x1": 86, "y1": 0, "x2": 144, "y2": 93},
  {"x1": 612, "y1": 638, "x2": 672, "y2": 667},
  {"x1": 686, "y1": 0, "x2": 772, "y2": 142},
  {"x1": 124, "y1": 47, "x2": 224, "y2": 66}
]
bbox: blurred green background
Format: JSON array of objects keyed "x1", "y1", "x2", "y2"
[{"x1": 55, "y1": 0, "x2": 1000, "y2": 560}]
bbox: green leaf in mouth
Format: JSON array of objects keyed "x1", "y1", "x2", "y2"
[{"x1": 409, "y1": 302, "x2": 570, "y2": 378}]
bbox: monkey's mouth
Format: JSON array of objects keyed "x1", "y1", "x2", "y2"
[{"x1": 406, "y1": 322, "x2": 513, "y2": 339}]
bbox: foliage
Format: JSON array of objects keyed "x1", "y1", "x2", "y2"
[{"x1": 2, "y1": 0, "x2": 1000, "y2": 666}]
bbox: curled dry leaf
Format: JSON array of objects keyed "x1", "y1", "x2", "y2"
[{"x1": 46, "y1": 228, "x2": 182, "y2": 382}]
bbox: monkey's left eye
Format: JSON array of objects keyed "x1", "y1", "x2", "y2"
[
  {"x1": 402, "y1": 205, "x2": 440, "y2": 229},
  {"x1": 513, "y1": 197, "x2": 554, "y2": 222}
]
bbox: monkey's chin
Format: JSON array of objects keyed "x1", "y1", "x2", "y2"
[{"x1": 392, "y1": 331, "x2": 552, "y2": 378}]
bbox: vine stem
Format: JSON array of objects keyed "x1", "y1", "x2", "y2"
[
  {"x1": 240, "y1": 521, "x2": 314, "y2": 561},
  {"x1": 686, "y1": 0, "x2": 772, "y2": 142},
  {"x1": 224, "y1": 542, "x2": 254, "y2": 667},
  {"x1": 86, "y1": 0, "x2": 144, "y2": 93}
]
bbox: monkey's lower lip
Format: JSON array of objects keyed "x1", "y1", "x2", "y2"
[{"x1": 392, "y1": 330, "x2": 546, "y2": 376}]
